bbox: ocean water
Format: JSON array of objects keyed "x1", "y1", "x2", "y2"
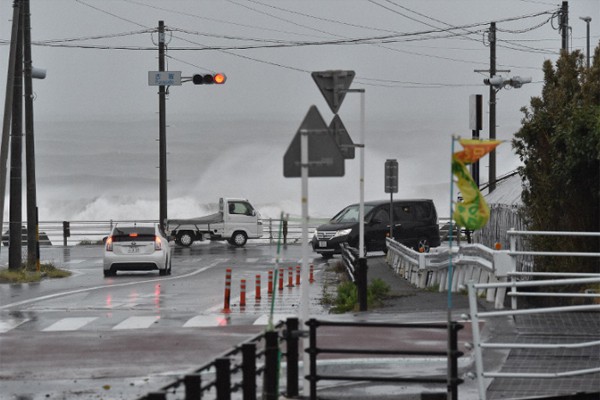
[{"x1": 3, "y1": 114, "x2": 521, "y2": 223}]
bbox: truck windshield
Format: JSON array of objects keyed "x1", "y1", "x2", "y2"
[{"x1": 331, "y1": 205, "x2": 375, "y2": 223}]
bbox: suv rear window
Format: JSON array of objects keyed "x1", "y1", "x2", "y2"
[{"x1": 112, "y1": 227, "x2": 155, "y2": 242}]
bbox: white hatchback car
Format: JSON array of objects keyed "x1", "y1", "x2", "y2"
[{"x1": 103, "y1": 224, "x2": 172, "y2": 277}]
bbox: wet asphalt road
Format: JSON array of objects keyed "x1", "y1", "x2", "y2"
[{"x1": 0, "y1": 242, "x2": 328, "y2": 399}]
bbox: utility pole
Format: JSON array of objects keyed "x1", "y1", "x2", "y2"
[
  {"x1": 488, "y1": 22, "x2": 497, "y2": 193},
  {"x1": 9, "y1": 2, "x2": 24, "y2": 270},
  {"x1": 23, "y1": 0, "x2": 39, "y2": 269},
  {"x1": 0, "y1": 0, "x2": 21, "y2": 261},
  {"x1": 158, "y1": 20, "x2": 167, "y2": 231},
  {"x1": 561, "y1": 1, "x2": 569, "y2": 52},
  {"x1": 580, "y1": 16, "x2": 591, "y2": 69}
]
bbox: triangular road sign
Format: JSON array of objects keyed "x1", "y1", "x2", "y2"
[
  {"x1": 329, "y1": 115, "x2": 355, "y2": 159},
  {"x1": 311, "y1": 70, "x2": 355, "y2": 114},
  {"x1": 283, "y1": 106, "x2": 345, "y2": 177}
]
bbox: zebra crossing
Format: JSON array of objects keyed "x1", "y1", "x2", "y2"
[{"x1": 0, "y1": 312, "x2": 299, "y2": 334}]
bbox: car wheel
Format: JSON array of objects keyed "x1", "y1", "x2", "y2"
[
  {"x1": 177, "y1": 231, "x2": 194, "y2": 247},
  {"x1": 103, "y1": 269, "x2": 114, "y2": 277},
  {"x1": 416, "y1": 238, "x2": 430, "y2": 253},
  {"x1": 167, "y1": 258, "x2": 172, "y2": 275},
  {"x1": 159, "y1": 268, "x2": 167, "y2": 276},
  {"x1": 231, "y1": 231, "x2": 248, "y2": 247}
]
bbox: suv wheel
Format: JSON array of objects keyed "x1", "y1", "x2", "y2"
[{"x1": 416, "y1": 238, "x2": 430, "y2": 253}]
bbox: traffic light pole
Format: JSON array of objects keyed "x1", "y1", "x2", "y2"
[{"x1": 158, "y1": 21, "x2": 167, "y2": 231}]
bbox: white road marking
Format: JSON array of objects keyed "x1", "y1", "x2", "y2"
[
  {"x1": 245, "y1": 258, "x2": 259, "y2": 263},
  {"x1": 0, "y1": 258, "x2": 227, "y2": 310},
  {"x1": 42, "y1": 317, "x2": 98, "y2": 332},
  {"x1": 252, "y1": 314, "x2": 295, "y2": 326},
  {"x1": 113, "y1": 316, "x2": 160, "y2": 330},
  {"x1": 183, "y1": 315, "x2": 228, "y2": 328},
  {"x1": 0, "y1": 317, "x2": 30, "y2": 333}
]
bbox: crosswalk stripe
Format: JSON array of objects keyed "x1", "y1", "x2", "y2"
[
  {"x1": 183, "y1": 315, "x2": 229, "y2": 328},
  {"x1": 252, "y1": 314, "x2": 295, "y2": 326},
  {"x1": 113, "y1": 316, "x2": 160, "y2": 330},
  {"x1": 0, "y1": 317, "x2": 30, "y2": 333},
  {"x1": 43, "y1": 317, "x2": 98, "y2": 332}
]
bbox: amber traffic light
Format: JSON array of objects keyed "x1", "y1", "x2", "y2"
[{"x1": 192, "y1": 73, "x2": 227, "y2": 85}]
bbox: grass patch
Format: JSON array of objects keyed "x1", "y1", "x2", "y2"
[
  {"x1": 329, "y1": 278, "x2": 391, "y2": 313},
  {"x1": 0, "y1": 261, "x2": 71, "y2": 284}
]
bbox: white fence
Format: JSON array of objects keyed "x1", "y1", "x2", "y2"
[{"x1": 386, "y1": 229, "x2": 600, "y2": 400}]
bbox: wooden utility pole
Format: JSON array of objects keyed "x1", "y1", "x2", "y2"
[
  {"x1": 9, "y1": 0, "x2": 24, "y2": 269},
  {"x1": 23, "y1": 0, "x2": 40, "y2": 269},
  {"x1": 561, "y1": 1, "x2": 569, "y2": 52},
  {"x1": 0, "y1": 0, "x2": 21, "y2": 264}
]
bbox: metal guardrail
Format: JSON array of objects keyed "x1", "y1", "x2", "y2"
[
  {"x1": 340, "y1": 243, "x2": 368, "y2": 311},
  {"x1": 1, "y1": 218, "x2": 328, "y2": 247}
]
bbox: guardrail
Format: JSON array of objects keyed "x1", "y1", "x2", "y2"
[
  {"x1": 340, "y1": 243, "x2": 368, "y2": 311},
  {"x1": 1, "y1": 218, "x2": 328, "y2": 247}
]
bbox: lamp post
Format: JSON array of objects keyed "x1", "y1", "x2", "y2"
[{"x1": 580, "y1": 16, "x2": 592, "y2": 69}]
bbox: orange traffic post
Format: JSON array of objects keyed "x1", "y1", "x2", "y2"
[
  {"x1": 309, "y1": 264, "x2": 315, "y2": 283},
  {"x1": 268, "y1": 270, "x2": 273, "y2": 295},
  {"x1": 296, "y1": 265, "x2": 301, "y2": 286},
  {"x1": 278, "y1": 268, "x2": 284, "y2": 291},
  {"x1": 255, "y1": 274, "x2": 261, "y2": 300},
  {"x1": 223, "y1": 268, "x2": 232, "y2": 313},
  {"x1": 287, "y1": 266, "x2": 294, "y2": 287},
  {"x1": 240, "y1": 279, "x2": 246, "y2": 307}
]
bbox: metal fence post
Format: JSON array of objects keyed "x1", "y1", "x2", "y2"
[
  {"x1": 241, "y1": 343, "x2": 256, "y2": 400},
  {"x1": 285, "y1": 318, "x2": 299, "y2": 397},
  {"x1": 307, "y1": 318, "x2": 318, "y2": 400},
  {"x1": 263, "y1": 331, "x2": 279, "y2": 400},
  {"x1": 215, "y1": 358, "x2": 231, "y2": 400},
  {"x1": 448, "y1": 321, "x2": 463, "y2": 400},
  {"x1": 357, "y1": 257, "x2": 368, "y2": 311},
  {"x1": 184, "y1": 374, "x2": 201, "y2": 400}
]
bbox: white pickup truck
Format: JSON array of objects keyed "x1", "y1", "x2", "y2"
[{"x1": 167, "y1": 198, "x2": 263, "y2": 247}]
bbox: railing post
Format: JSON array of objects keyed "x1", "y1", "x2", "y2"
[
  {"x1": 307, "y1": 318, "x2": 318, "y2": 400},
  {"x1": 241, "y1": 343, "x2": 257, "y2": 400},
  {"x1": 285, "y1": 318, "x2": 299, "y2": 397},
  {"x1": 263, "y1": 331, "x2": 279, "y2": 400},
  {"x1": 467, "y1": 281, "x2": 486, "y2": 400},
  {"x1": 184, "y1": 374, "x2": 202, "y2": 400},
  {"x1": 448, "y1": 321, "x2": 463, "y2": 400},
  {"x1": 356, "y1": 257, "x2": 368, "y2": 311},
  {"x1": 215, "y1": 358, "x2": 231, "y2": 400}
]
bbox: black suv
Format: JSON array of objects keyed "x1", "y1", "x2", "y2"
[{"x1": 311, "y1": 199, "x2": 441, "y2": 258}]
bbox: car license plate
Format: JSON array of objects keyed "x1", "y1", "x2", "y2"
[
  {"x1": 128, "y1": 246, "x2": 140, "y2": 253},
  {"x1": 319, "y1": 241, "x2": 327, "y2": 248}
]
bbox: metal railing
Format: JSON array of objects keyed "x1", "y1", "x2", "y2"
[
  {"x1": 340, "y1": 243, "x2": 368, "y2": 311},
  {"x1": 305, "y1": 318, "x2": 464, "y2": 400},
  {"x1": 138, "y1": 317, "x2": 466, "y2": 399},
  {"x1": 1, "y1": 218, "x2": 328, "y2": 247},
  {"x1": 465, "y1": 230, "x2": 600, "y2": 400}
]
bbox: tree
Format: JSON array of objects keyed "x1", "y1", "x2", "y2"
[{"x1": 512, "y1": 47, "x2": 600, "y2": 274}]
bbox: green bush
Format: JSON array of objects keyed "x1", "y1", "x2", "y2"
[
  {"x1": 0, "y1": 262, "x2": 71, "y2": 284},
  {"x1": 330, "y1": 278, "x2": 390, "y2": 313}
]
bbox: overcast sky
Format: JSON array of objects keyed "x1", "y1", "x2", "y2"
[{"x1": 1, "y1": 0, "x2": 598, "y2": 128}]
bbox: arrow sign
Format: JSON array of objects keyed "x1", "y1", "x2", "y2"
[
  {"x1": 329, "y1": 115, "x2": 355, "y2": 159},
  {"x1": 312, "y1": 70, "x2": 355, "y2": 114},
  {"x1": 283, "y1": 106, "x2": 345, "y2": 177}
]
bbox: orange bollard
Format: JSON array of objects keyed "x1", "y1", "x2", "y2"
[
  {"x1": 240, "y1": 279, "x2": 246, "y2": 307},
  {"x1": 296, "y1": 265, "x2": 301, "y2": 286},
  {"x1": 255, "y1": 274, "x2": 261, "y2": 300},
  {"x1": 278, "y1": 268, "x2": 284, "y2": 291},
  {"x1": 287, "y1": 266, "x2": 294, "y2": 287},
  {"x1": 268, "y1": 270, "x2": 273, "y2": 294},
  {"x1": 223, "y1": 268, "x2": 232, "y2": 313},
  {"x1": 309, "y1": 264, "x2": 315, "y2": 283}
]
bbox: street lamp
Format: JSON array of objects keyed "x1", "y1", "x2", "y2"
[{"x1": 580, "y1": 16, "x2": 592, "y2": 69}]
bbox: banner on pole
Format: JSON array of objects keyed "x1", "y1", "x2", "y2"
[{"x1": 452, "y1": 138, "x2": 502, "y2": 230}]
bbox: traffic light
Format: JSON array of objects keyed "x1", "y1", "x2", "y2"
[{"x1": 192, "y1": 73, "x2": 226, "y2": 85}]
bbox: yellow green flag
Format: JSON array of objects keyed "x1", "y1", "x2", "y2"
[{"x1": 452, "y1": 139, "x2": 502, "y2": 230}]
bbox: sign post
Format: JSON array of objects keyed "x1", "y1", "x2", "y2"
[{"x1": 385, "y1": 159, "x2": 398, "y2": 239}]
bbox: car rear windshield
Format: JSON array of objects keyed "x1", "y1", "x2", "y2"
[{"x1": 112, "y1": 227, "x2": 155, "y2": 242}]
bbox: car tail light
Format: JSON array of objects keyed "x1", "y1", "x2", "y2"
[
  {"x1": 106, "y1": 236, "x2": 114, "y2": 251},
  {"x1": 154, "y1": 236, "x2": 162, "y2": 251}
]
